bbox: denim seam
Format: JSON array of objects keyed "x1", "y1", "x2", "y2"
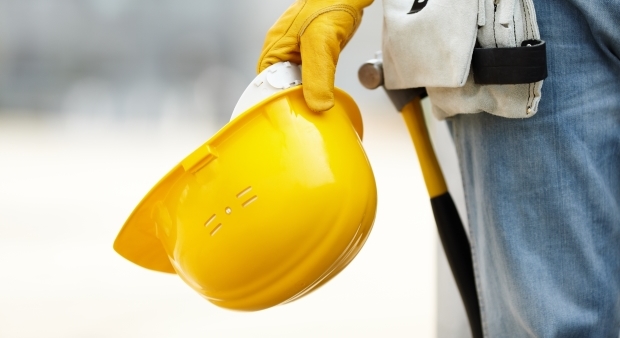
[{"x1": 453, "y1": 119, "x2": 489, "y2": 337}]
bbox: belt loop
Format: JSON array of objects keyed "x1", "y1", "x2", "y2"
[
  {"x1": 478, "y1": 0, "x2": 486, "y2": 26},
  {"x1": 498, "y1": 0, "x2": 516, "y2": 27}
]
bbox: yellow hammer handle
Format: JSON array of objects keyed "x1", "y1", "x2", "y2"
[{"x1": 400, "y1": 97, "x2": 448, "y2": 198}]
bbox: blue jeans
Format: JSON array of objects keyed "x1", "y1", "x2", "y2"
[{"x1": 448, "y1": 0, "x2": 620, "y2": 336}]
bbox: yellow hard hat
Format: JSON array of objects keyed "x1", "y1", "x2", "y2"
[{"x1": 114, "y1": 62, "x2": 377, "y2": 311}]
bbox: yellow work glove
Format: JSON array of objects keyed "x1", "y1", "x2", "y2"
[{"x1": 258, "y1": 0, "x2": 373, "y2": 112}]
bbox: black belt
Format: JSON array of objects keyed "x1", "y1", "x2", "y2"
[{"x1": 472, "y1": 39, "x2": 547, "y2": 85}]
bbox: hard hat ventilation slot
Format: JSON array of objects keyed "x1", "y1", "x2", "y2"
[
  {"x1": 205, "y1": 214, "x2": 217, "y2": 227},
  {"x1": 236, "y1": 186, "x2": 252, "y2": 198},
  {"x1": 210, "y1": 223, "x2": 222, "y2": 236},
  {"x1": 242, "y1": 196, "x2": 258, "y2": 207}
]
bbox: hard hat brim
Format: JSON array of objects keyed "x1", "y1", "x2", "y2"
[{"x1": 113, "y1": 166, "x2": 183, "y2": 273}]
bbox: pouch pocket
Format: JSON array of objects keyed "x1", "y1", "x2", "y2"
[
  {"x1": 426, "y1": 0, "x2": 546, "y2": 119},
  {"x1": 381, "y1": 0, "x2": 479, "y2": 89}
]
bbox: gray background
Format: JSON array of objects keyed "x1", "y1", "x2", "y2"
[{"x1": 0, "y1": 1, "x2": 469, "y2": 336}]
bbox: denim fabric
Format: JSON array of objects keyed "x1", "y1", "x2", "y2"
[{"x1": 447, "y1": 0, "x2": 620, "y2": 336}]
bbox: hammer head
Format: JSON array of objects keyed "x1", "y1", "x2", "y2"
[
  {"x1": 357, "y1": 55, "x2": 427, "y2": 112},
  {"x1": 358, "y1": 58, "x2": 384, "y2": 90}
]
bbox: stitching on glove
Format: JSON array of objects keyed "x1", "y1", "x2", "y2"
[{"x1": 298, "y1": 4, "x2": 359, "y2": 40}]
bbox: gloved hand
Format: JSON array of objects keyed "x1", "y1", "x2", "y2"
[{"x1": 257, "y1": 0, "x2": 373, "y2": 112}]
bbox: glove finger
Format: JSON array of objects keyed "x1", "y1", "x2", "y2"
[
  {"x1": 299, "y1": 11, "x2": 356, "y2": 112},
  {"x1": 258, "y1": 40, "x2": 302, "y2": 73},
  {"x1": 256, "y1": 1, "x2": 306, "y2": 73}
]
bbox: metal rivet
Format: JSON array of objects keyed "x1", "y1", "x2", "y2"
[{"x1": 225, "y1": 207, "x2": 232, "y2": 214}]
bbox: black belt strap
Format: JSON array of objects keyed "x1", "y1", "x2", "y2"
[{"x1": 472, "y1": 39, "x2": 548, "y2": 85}]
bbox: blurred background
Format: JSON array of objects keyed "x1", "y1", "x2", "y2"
[{"x1": 0, "y1": 1, "x2": 470, "y2": 337}]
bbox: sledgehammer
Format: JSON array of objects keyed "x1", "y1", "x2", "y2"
[{"x1": 359, "y1": 57, "x2": 483, "y2": 338}]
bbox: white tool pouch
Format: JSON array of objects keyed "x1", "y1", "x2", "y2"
[{"x1": 382, "y1": 0, "x2": 546, "y2": 119}]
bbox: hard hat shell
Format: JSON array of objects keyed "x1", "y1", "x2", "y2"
[{"x1": 114, "y1": 84, "x2": 377, "y2": 311}]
